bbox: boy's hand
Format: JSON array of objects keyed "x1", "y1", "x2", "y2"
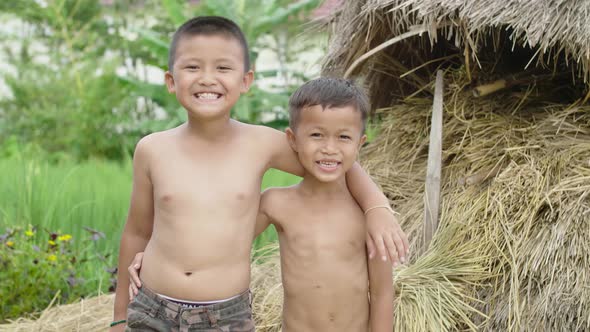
[
  {"x1": 128, "y1": 252, "x2": 144, "y2": 300},
  {"x1": 109, "y1": 324, "x2": 126, "y2": 332},
  {"x1": 366, "y1": 208, "x2": 409, "y2": 266}
]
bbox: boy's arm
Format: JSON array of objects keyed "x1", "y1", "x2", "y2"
[
  {"x1": 368, "y1": 255, "x2": 394, "y2": 332},
  {"x1": 111, "y1": 139, "x2": 154, "y2": 330},
  {"x1": 346, "y1": 163, "x2": 409, "y2": 265},
  {"x1": 254, "y1": 190, "x2": 272, "y2": 239},
  {"x1": 263, "y1": 126, "x2": 305, "y2": 177}
]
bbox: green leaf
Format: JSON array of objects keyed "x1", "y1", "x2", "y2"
[
  {"x1": 253, "y1": 0, "x2": 319, "y2": 32},
  {"x1": 161, "y1": 0, "x2": 186, "y2": 27}
]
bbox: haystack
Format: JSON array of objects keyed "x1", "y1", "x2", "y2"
[
  {"x1": 323, "y1": 0, "x2": 590, "y2": 331},
  {"x1": 0, "y1": 294, "x2": 114, "y2": 332}
]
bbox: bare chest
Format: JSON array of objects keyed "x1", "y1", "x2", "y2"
[
  {"x1": 150, "y1": 145, "x2": 266, "y2": 213},
  {"x1": 277, "y1": 201, "x2": 367, "y2": 257}
]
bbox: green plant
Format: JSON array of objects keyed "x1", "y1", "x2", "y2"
[
  {"x1": 0, "y1": 1, "x2": 148, "y2": 160},
  {"x1": 0, "y1": 226, "x2": 113, "y2": 322}
]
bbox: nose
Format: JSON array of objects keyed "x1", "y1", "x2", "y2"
[
  {"x1": 198, "y1": 69, "x2": 216, "y2": 86},
  {"x1": 320, "y1": 138, "x2": 338, "y2": 155}
]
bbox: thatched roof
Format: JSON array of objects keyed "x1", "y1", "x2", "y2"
[
  {"x1": 324, "y1": 0, "x2": 590, "y2": 108},
  {"x1": 321, "y1": 2, "x2": 590, "y2": 331}
]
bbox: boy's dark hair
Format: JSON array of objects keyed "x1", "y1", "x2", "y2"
[
  {"x1": 289, "y1": 77, "x2": 370, "y2": 133},
  {"x1": 168, "y1": 16, "x2": 250, "y2": 72}
]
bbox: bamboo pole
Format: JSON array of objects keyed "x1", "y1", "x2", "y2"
[
  {"x1": 423, "y1": 70, "x2": 444, "y2": 250},
  {"x1": 343, "y1": 26, "x2": 430, "y2": 78}
]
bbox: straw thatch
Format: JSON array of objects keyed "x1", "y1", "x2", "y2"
[
  {"x1": 322, "y1": 1, "x2": 590, "y2": 330},
  {"x1": 361, "y1": 70, "x2": 590, "y2": 330},
  {"x1": 324, "y1": 0, "x2": 590, "y2": 108}
]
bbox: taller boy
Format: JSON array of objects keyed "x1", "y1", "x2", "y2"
[{"x1": 112, "y1": 16, "x2": 408, "y2": 331}]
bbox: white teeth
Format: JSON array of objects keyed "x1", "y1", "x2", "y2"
[
  {"x1": 319, "y1": 161, "x2": 338, "y2": 167},
  {"x1": 197, "y1": 92, "x2": 219, "y2": 99}
]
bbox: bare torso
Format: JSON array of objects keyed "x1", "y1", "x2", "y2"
[
  {"x1": 264, "y1": 186, "x2": 370, "y2": 332},
  {"x1": 139, "y1": 122, "x2": 269, "y2": 301}
]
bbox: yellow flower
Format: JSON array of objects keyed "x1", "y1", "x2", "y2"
[
  {"x1": 25, "y1": 230, "x2": 34, "y2": 237},
  {"x1": 57, "y1": 234, "x2": 72, "y2": 242},
  {"x1": 48, "y1": 240, "x2": 56, "y2": 246},
  {"x1": 6, "y1": 241, "x2": 14, "y2": 247},
  {"x1": 47, "y1": 254, "x2": 57, "y2": 262}
]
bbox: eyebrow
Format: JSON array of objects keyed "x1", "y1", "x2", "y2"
[
  {"x1": 308, "y1": 126, "x2": 355, "y2": 133},
  {"x1": 177, "y1": 56, "x2": 239, "y2": 63}
]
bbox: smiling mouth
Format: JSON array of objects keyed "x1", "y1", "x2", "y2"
[
  {"x1": 316, "y1": 160, "x2": 341, "y2": 168},
  {"x1": 195, "y1": 92, "x2": 222, "y2": 100}
]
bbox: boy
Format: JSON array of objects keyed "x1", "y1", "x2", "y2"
[
  {"x1": 253, "y1": 77, "x2": 393, "y2": 331},
  {"x1": 112, "y1": 16, "x2": 406, "y2": 331}
]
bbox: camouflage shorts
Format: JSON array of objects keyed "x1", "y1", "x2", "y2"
[{"x1": 126, "y1": 285, "x2": 255, "y2": 332}]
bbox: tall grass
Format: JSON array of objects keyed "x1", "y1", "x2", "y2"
[{"x1": 0, "y1": 156, "x2": 132, "y2": 256}]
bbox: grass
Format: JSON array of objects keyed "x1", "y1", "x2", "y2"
[{"x1": 0, "y1": 156, "x2": 132, "y2": 256}]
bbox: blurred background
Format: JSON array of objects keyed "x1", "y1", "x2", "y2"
[{"x1": 0, "y1": 0, "x2": 339, "y2": 321}]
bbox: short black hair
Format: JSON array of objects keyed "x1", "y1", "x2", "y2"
[
  {"x1": 168, "y1": 16, "x2": 250, "y2": 72},
  {"x1": 289, "y1": 77, "x2": 370, "y2": 133}
]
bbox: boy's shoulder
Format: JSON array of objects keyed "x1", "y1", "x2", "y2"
[
  {"x1": 261, "y1": 185, "x2": 296, "y2": 199},
  {"x1": 132, "y1": 127, "x2": 182, "y2": 162},
  {"x1": 260, "y1": 186, "x2": 298, "y2": 208},
  {"x1": 260, "y1": 186, "x2": 299, "y2": 224},
  {"x1": 136, "y1": 127, "x2": 181, "y2": 148},
  {"x1": 236, "y1": 121, "x2": 281, "y2": 139}
]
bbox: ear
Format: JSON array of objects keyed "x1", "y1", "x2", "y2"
[
  {"x1": 240, "y1": 70, "x2": 254, "y2": 93},
  {"x1": 357, "y1": 134, "x2": 367, "y2": 152},
  {"x1": 285, "y1": 127, "x2": 298, "y2": 152},
  {"x1": 165, "y1": 71, "x2": 175, "y2": 93}
]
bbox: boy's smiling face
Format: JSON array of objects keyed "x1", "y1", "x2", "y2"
[
  {"x1": 165, "y1": 34, "x2": 253, "y2": 120},
  {"x1": 287, "y1": 105, "x2": 366, "y2": 183}
]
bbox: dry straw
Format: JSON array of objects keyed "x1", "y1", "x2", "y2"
[
  {"x1": 323, "y1": 2, "x2": 590, "y2": 328},
  {"x1": 359, "y1": 68, "x2": 590, "y2": 330}
]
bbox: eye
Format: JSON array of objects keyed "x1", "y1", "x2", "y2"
[
  {"x1": 310, "y1": 132, "x2": 322, "y2": 138},
  {"x1": 218, "y1": 66, "x2": 232, "y2": 71},
  {"x1": 339, "y1": 135, "x2": 352, "y2": 140},
  {"x1": 186, "y1": 65, "x2": 199, "y2": 70}
]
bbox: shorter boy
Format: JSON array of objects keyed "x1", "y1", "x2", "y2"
[{"x1": 254, "y1": 77, "x2": 394, "y2": 331}]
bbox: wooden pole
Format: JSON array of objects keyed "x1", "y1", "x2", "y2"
[{"x1": 423, "y1": 70, "x2": 444, "y2": 250}]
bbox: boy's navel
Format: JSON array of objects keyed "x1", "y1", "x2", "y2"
[
  {"x1": 328, "y1": 312, "x2": 335, "y2": 322},
  {"x1": 184, "y1": 272, "x2": 192, "y2": 276}
]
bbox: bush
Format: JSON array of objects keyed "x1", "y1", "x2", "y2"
[{"x1": 0, "y1": 226, "x2": 114, "y2": 322}]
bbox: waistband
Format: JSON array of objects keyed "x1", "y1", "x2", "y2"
[{"x1": 138, "y1": 284, "x2": 251, "y2": 313}]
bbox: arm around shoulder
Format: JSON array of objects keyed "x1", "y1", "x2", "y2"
[
  {"x1": 258, "y1": 125, "x2": 304, "y2": 177},
  {"x1": 347, "y1": 162, "x2": 410, "y2": 264}
]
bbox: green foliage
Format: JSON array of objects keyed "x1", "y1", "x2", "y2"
[
  {"x1": 0, "y1": 60, "x2": 137, "y2": 160},
  {"x1": 0, "y1": 0, "x2": 144, "y2": 160},
  {"x1": 0, "y1": 226, "x2": 113, "y2": 321}
]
